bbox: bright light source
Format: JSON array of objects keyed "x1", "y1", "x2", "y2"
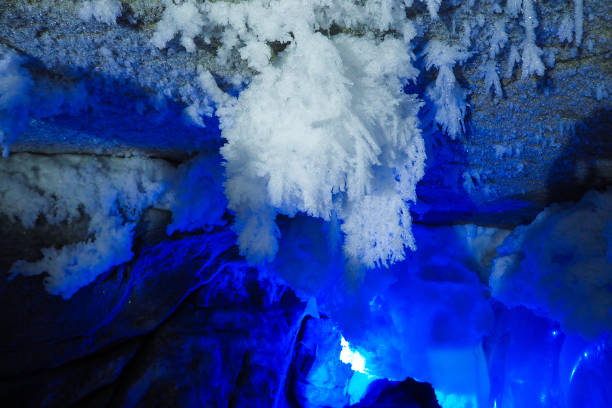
[
  {"x1": 340, "y1": 336, "x2": 367, "y2": 373},
  {"x1": 339, "y1": 335, "x2": 378, "y2": 404}
]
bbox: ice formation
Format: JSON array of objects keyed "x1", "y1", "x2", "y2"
[
  {"x1": 519, "y1": 0, "x2": 545, "y2": 79},
  {"x1": 2, "y1": 154, "x2": 174, "y2": 298},
  {"x1": 574, "y1": 0, "x2": 583, "y2": 46},
  {"x1": 147, "y1": 0, "x2": 571, "y2": 268},
  {"x1": 424, "y1": 40, "x2": 471, "y2": 138},
  {"x1": 77, "y1": 0, "x2": 122, "y2": 25},
  {"x1": 557, "y1": 14, "x2": 574, "y2": 44},
  {"x1": 151, "y1": 0, "x2": 204, "y2": 53},
  {"x1": 491, "y1": 189, "x2": 612, "y2": 339},
  {"x1": 165, "y1": 153, "x2": 228, "y2": 235},
  {"x1": 152, "y1": 0, "x2": 427, "y2": 266},
  {"x1": 3, "y1": 0, "x2": 580, "y2": 277},
  {"x1": 219, "y1": 32, "x2": 425, "y2": 266}
]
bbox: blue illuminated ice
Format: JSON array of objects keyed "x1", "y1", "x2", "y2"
[
  {"x1": 340, "y1": 335, "x2": 367, "y2": 374},
  {"x1": 435, "y1": 390, "x2": 478, "y2": 408},
  {"x1": 339, "y1": 335, "x2": 378, "y2": 404}
]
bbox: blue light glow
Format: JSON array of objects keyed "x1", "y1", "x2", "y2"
[
  {"x1": 347, "y1": 371, "x2": 378, "y2": 405},
  {"x1": 338, "y1": 335, "x2": 379, "y2": 404},
  {"x1": 340, "y1": 335, "x2": 367, "y2": 374},
  {"x1": 434, "y1": 390, "x2": 478, "y2": 408}
]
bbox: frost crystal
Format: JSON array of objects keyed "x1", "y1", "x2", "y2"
[
  {"x1": 557, "y1": 14, "x2": 574, "y2": 44},
  {"x1": 3, "y1": 154, "x2": 174, "y2": 299},
  {"x1": 574, "y1": 0, "x2": 583, "y2": 46},
  {"x1": 420, "y1": 0, "x2": 443, "y2": 19},
  {"x1": 78, "y1": 0, "x2": 122, "y2": 25},
  {"x1": 151, "y1": 0, "x2": 204, "y2": 52},
  {"x1": 220, "y1": 33, "x2": 424, "y2": 267},
  {"x1": 146, "y1": 0, "x2": 427, "y2": 267},
  {"x1": 424, "y1": 40, "x2": 471, "y2": 139},
  {"x1": 520, "y1": 0, "x2": 545, "y2": 78},
  {"x1": 483, "y1": 60, "x2": 502, "y2": 98},
  {"x1": 504, "y1": 44, "x2": 521, "y2": 79}
]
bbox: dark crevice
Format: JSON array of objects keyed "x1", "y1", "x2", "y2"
[
  {"x1": 0, "y1": 332, "x2": 144, "y2": 382},
  {"x1": 227, "y1": 350, "x2": 251, "y2": 408},
  {"x1": 102, "y1": 250, "x2": 237, "y2": 406}
]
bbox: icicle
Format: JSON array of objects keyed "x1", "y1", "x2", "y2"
[{"x1": 574, "y1": 0, "x2": 583, "y2": 46}]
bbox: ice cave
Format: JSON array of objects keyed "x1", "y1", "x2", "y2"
[{"x1": 0, "y1": 0, "x2": 611, "y2": 407}]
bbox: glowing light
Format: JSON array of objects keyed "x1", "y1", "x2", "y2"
[
  {"x1": 340, "y1": 336, "x2": 367, "y2": 373},
  {"x1": 339, "y1": 335, "x2": 377, "y2": 404},
  {"x1": 347, "y1": 371, "x2": 377, "y2": 404},
  {"x1": 552, "y1": 330, "x2": 559, "y2": 337},
  {"x1": 570, "y1": 356, "x2": 582, "y2": 383},
  {"x1": 434, "y1": 390, "x2": 478, "y2": 408}
]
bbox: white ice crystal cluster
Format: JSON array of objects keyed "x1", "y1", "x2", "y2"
[
  {"x1": 1, "y1": 0, "x2": 595, "y2": 300},
  {"x1": 1, "y1": 153, "x2": 226, "y2": 299},
  {"x1": 2, "y1": 154, "x2": 173, "y2": 299},
  {"x1": 154, "y1": 0, "x2": 427, "y2": 267},
  {"x1": 78, "y1": 0, "x2": 122, "y2": 25},
  {"x1": 147, "y1": 0, "x2": 585, "y2": 267},
  {"x1": 424, "y1": 40, "x2": 471, "y2": 139}
]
